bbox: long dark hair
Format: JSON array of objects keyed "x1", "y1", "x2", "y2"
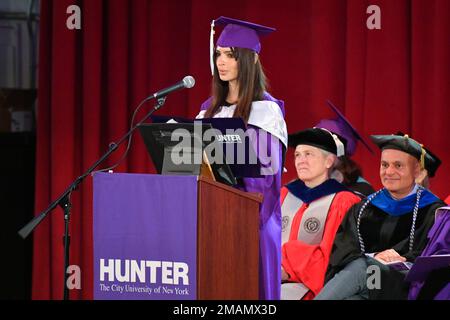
[
  {"x1": 204, "y1": 47, "x2": 267, "y2": 122},
  {"x1": 336, "y1": 156, "x2": 362, "y2": 185}
]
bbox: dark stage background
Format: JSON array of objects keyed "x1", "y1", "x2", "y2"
[{"x1": 33, "y1": 0, "x2": 449, "y2": 299}]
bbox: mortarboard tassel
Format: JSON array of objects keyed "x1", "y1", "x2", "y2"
[
  {"x1": 403, "y1": 133, "x2": 426, "y2": 169},
  {"x1": 420, "y1": 144, "x2": 426, "y2": 170},
  {"x1": 210, "y1": 19, "x2": 215, "y2": 76}
]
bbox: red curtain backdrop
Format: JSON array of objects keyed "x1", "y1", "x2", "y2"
[{"x1": 34, "y1": 0, "x2": 449, "y2": 299}]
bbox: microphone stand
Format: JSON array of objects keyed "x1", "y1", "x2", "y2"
[{"x1": 18, "y1": 96, "x2": 167, "y2": 300}]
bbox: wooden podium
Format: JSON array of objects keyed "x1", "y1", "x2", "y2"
[
  {"x1": 93, "y1": 173, "x2": 262, "y2": 300},
  {"x1": 197, "y1": 176, "x2": 262, "y2": 299}
]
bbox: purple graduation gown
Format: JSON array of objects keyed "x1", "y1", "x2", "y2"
[
  {"x1": 200, "y1": 93, "x2": 285, "y2": 300},
  {"x1": 408, "y1": 206, "x2": 450, "y2": 300}
]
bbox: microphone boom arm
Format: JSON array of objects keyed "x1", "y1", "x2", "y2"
[{"x1": 18, "y1": 96, "x2": 167, "y2": 300}]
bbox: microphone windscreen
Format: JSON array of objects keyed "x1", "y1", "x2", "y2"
[{"x1": 183, "y1": 76, "x2": 195, "y2": 88}]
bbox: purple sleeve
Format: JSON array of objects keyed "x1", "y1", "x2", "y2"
[
  {"x1": 241, "y1": 126, "x2": 283, "y2": 299},
  {"x1": 200, "y1": 97, "x2": 213, "y2": 111},
  {"x1": 240, "y1": 125, "x2": 283, "y2": 227}
]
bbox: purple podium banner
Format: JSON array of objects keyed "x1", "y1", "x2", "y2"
[{"x1": 93, "y1": 172, "x2": 198, "y2": 300}]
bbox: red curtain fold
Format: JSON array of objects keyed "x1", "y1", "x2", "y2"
[{"x1": 34, "y1": 0, "x2": 450, "y2": 299}]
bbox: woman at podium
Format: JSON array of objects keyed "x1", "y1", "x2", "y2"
[{"x1": 196, "y1": 16, "x2": 288, "y2": 300}]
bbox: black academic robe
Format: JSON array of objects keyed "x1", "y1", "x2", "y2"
[
  {"x1": 325, "y1": 199, "x2": 446, "y2": 299},
  {"x1": 347, "y1": 181, "x2": 375, "y2": 198}
]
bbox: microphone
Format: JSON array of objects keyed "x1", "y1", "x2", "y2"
[{"x1": 149, "y1": 76, "x2": 195, "y2": 100}]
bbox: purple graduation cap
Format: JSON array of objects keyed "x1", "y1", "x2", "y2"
[
  {"x1": 315, "y1": 100, "x2": 374, "y2": 157},
  {"x1": 210, "y1": 16, "x2": 275, "y2": 74}
]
